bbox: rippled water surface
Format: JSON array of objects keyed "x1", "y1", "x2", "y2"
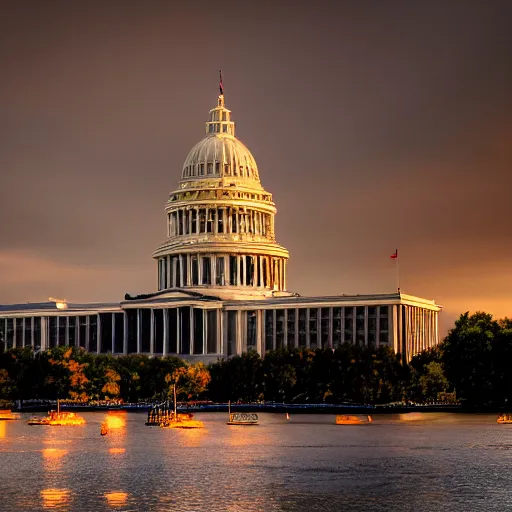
[{"x1": 1, "y1": 412, "x2": 512, "y2": 511}]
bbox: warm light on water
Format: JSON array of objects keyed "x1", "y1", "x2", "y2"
[
  {"x1": 108, "y1": 447, "x2": 126, "y2": 454},
  {"x1": 1, "y1": 412, "x2": 512, "y2": 511},
  {"x1": 0, "y1": 421, "x2": 6, "y2": 439},
  {"x1": 40, "y1": 488, "x2": 70, "y2": 509},
  {"x1": 104, "y1": 491, "x2": 129, "y2": 507}
]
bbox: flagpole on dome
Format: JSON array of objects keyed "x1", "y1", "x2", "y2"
[
  {"x1": 218, "y1": 70, "x2": 224, "y2": 107},
  {"x1": 390, "y1": 249, "x2": 400, "y2": 293}
]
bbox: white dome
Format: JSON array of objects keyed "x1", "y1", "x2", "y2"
[{"x1": 181, "y1": 134, "x2": 260, "y2": 182}]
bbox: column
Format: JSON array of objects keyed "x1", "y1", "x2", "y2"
[
  {"x1": 253, "y1": 255, "x2": 258, "y2": 287},
  {"x1": 283, "y1": 260, "x2": 287, "y2": 291},
  {"x1": 237, "y1": 256, "x2": 241, "y2": 286},
  {"x1": 283, "y1": 310, "x2": 288, "y2": 347},
  {"x1": 65, "y1": 316, "x2": 69, "y2": 346}
]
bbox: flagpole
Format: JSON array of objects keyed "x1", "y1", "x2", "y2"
[
  {"x1": 390, "y1": 249, "x2": 400, "y2": 293},
  {"x1": 396, "y1": 254, "x2": 400, "y2": 293}
]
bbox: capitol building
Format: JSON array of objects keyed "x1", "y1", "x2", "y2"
[{"x1": 0, "y1": 89, "x2": 441, "y2": 362}]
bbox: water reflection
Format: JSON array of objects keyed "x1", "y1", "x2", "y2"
[
  {"x1": 42, "y1": 448, "x2": 68, "y2": 471},
  {"x1": 0, "y1": 421, "x2": 6, "y2": 439},
  {"x1": 104, "y1": 491, "x2": 129, "y2": 507},
  {"x1": 177, "y1": 425, "x2": 207, "y2": 447},
  {"x1": 40, "y1": 488, "x2": 70, "y2": 510},
  {"x1": 108, "y1": 447, "x2": 126, "y2": 455},
  {"x1": 104, "y1": 411, "x2": 127, "y2": 430}
]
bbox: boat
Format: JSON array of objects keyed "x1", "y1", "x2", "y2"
[
  {"x1": 158, "y1": 385, "x2": 204, "y2": 429},
  {"x1": 226, "y1": 401, "x2": 258, "y2": 425},
  {"x1": 335, "y1": 415, "x2": 373, "y2": 425},
  {"x1": 0, "y1": 410, "x2": 21, "y2": 421},
  {"x1": 27, "y1": 400, "x2": 86, "y2": 426},
  {"x1": 497, "y1": 414, "x2": 512, "y2": 424}
]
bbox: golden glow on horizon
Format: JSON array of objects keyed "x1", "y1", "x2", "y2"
[
  {"x1": 40, "y1": 488, "x2": 70, "y2": 509},
  {"x1": 104, "y1": 491, "x2": 128, "y2": 507}
]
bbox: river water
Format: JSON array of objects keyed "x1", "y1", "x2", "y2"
[{"x1": 0, "y1": 412, "x2": 511, "y2": 511}]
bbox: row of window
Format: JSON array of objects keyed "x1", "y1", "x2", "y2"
[
  {"x1": 157, "y1": 254, "x2": 286, "y2": 291},
  {"x1": 170, "y1": 188, "x2": 272, "y2": 203},
  {"x1": 226, "y1": 306, "x2": 391, "y2": 355},
  {"x1": 0, "y1": 309, "x2": 218, "y2": 356},
  {"x1": 168, "y1": 206, "x2": 272, "y2": 238},
  {"x1": 182, "y1": 161, "x2": 257, "y2": 179}
]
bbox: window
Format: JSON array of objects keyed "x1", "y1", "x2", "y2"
[
  {"x1": 321, "y1": 308, "x2": 330, "y2": 348},
  {"x1": 216, "y1": 257, "x2": 225, "y2": 285},
  {"x1": 276, "y1": 309, "x2": 285, "y2": 348},
  {"x1": 207, "y1": 310, "x2": 217, "y2": 353},
  {"x1": 100, "y1": 313, "x2": 112, "y2": 353},
  {"x1": 154, "y1": 310, "x2": 163, "y2": 354},
  {"x1": 227, "y1": 311, "x2": 237, "y2": 356},
  {"x1": 298, "y1": 309, "x2": 307, "y2": 347},
  {"x1": 246, "y1": 311, "x2": 257, "y2": 351},
  {"x1": 229, "y1": 255, "x2": 238, "y2": 285},
  {"x1": 68, "y1": 316, "x2": 76, "y2": 348},
  {"x1": 79, "y1": 316, "x2": 87, "y2": 349},
  {"x1": 199, "y1": 163, "x2": 204, "y2": 175},
  {"x1": 114, "y1": 313, "x2": 124, "y2": 353},
  {"x1": 191, "y1": 256, "x2": 199, "y2": 286},
  {"x1": 207, "y1": 163, "x2": 213, "y2": 175},
  {"x1": 265, "y1": 310, "x2": 274, "y2": 351},
  {"x1": 202, "y1": 257, "x2": 211, "y2": 285},
  {"x1": 191, "y1": 209, "x2": 197, "y2": 233},
  {"x1": 218, "y1": 208, "x2": 224, "y2": 233},
  {"x1": 193, "y1": 309, "x2": 203, "y2": 354},
  {"x1": 287, "y1": 309, "x2": 295, "y2": 349},
  {"x1": 215, "y1": 162, "x2": 220, "y2": 173},
  {"x1": 207, "y1": 209, "x2": 215, "y2": 233},
  {"x1": 167, "y1": 309, "x2": 178, "y2": 353},
  {"x1": 140, "y1": 310, "x2": 151, "y2": 353},
  {"x1": 309, "y1": 309, "x2": 318, "y2": 349}
]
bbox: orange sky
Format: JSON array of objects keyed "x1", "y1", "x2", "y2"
[{"x1": 1, "y1": 1, "x2": 511, "y2": 337}]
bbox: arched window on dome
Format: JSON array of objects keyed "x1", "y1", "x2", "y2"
[
  {"x1": 224, "y1": 163, "x2": 230, "y2": 175},
  {"x1": 199, "y1": 164, "x2": 205, "y2": 176}
]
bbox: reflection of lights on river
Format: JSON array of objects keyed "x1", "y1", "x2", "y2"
[
  {"x1": 105, "y1": 414, "x2": 126, "y2": 429},
  {"x1": 104, "y1": 491, "x2": 128, "y2": 507},
  {"x1": 0, "y1": 421, "x2": 6, "y2": 439},
  {"x1": 41, "y1": 488, "x2": 70, "y2": 509},
  {"x1": 42, "y1": 448, "x2": 68, "y2": 472},
  {"x1": 177, "y1": 425, "x2": 207, "y2": 447},
  {"x1": 108, "y1": 447, "x2": 126, "y2": 454}
]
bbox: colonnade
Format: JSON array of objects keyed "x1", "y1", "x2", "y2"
[
  {"x1": 167, "y1": 206, "x2": 273, "y2": 238},
  {"x1": 157, "y1": 253, "x2": 287, "y2": 291},
  {"x1": 402, "y1": 305, "x2": 439, "y2": 357}
]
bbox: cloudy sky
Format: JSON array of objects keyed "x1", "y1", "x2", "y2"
[{"x1": 1, "y1": 1, "x2": 511, "y2": 334}]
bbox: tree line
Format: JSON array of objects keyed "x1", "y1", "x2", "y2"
[{"x1": 0, "y1": 312, "x2": 511, "y2": 407}]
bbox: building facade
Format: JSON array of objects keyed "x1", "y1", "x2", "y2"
[{"x1": 0, "y1": 91, "x2": 441, "y2": 362}]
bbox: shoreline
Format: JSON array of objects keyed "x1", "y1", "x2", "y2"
[{"x1": 10, "y1": 402, "x2": 473, "y2": 414}]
